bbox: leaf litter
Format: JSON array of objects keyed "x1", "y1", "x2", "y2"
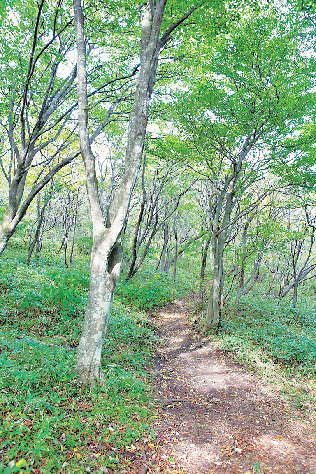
[{"x1": 130, "y1": 297, "x2": 316, "y2": 474}]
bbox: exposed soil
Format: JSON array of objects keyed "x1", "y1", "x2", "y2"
[{"x1": 130, "y1": 297, "x2": 316, "y2": 474}]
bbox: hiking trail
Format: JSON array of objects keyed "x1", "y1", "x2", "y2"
[{"x1": 140, "y1": 297, "x2": 316, "y2": 474}]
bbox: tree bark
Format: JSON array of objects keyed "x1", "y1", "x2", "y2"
[
  {"x1": 73, "y1": 0, "x2": 196, "y2": 381},
  {"x1": 200, "y1": 233, "x2": 211, "y2": 300},
  {"x1": 27, "y1": 193, "x2": 51, "y2": 265},
  {"x1": 205, "y1": 178, "x2": 235, "y2": 330}
]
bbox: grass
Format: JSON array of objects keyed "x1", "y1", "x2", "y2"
[
  {"x1": 116, "y1": 266, "x2": 197, "y2": 309},
  {"x1": 0, "y1": 239, "x2": 196, "y2": 473},
  {"x1": 0, "y1": 246, "x2": 158, "y2": 473},
  {"x1": 212, "y1": 292, "x2": 316, "y2": 414},
  {"x1": 3, "y1": 233, "x2": 316, "y2": 472}
]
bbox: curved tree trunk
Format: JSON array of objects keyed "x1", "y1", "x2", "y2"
[
  {"x1": 75, "y1": 241, "x2": 121, "y2": 379},
  {"x1": 73, "y1": 0, "x2": 196, "y2": 382}
]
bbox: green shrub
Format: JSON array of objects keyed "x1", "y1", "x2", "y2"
[
  {"x1": 0, "y1": 250, "x2": 156, "y2": 473},
  {"x1": 117, "y1": 267, "x2": 196, "y2": 309},
  {"x1": 223, "y1": 294, "x2": 316, "y2": 375}
]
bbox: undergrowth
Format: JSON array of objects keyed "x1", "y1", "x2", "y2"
[
  {"x1": 116, "y1": 267, "x2": 196, "y2": 309},
  {"x1": 223, "y1": 294, "x2": 316, "y2": 373},
  {"x1": 213, "y1": 293, "x2": 316, "y2": 412},
  {"x1": 0, "y1": 248, "x2": 157, "y2": 473}
]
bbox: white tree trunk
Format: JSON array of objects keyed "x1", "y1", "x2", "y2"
[
  {"x1": 205, "y1": 179, "x2": 235, "y2": 330},
  {"x1": 76, "y1": 241, "x2": 121, "y2": 379},
  {"x1": 205, "y1": 240, "x2": 222, "y2": 329},
  {"x1": 73, "y1": 0, "x2": 196, "y2": 382},
  {"x1": 0, "y1": 208, "x2": 20, "y2": 253}
]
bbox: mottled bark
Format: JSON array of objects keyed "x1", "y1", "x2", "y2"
[
  {"x1": 0, "y1": 214, "x2": 15, "y2": 254},
  {"x1": 205, "y1": 179, "x2": 235, "y2": 330},
  {"x1": 200, "y1": 233, "x2": 211, "y2": 302},
  {"x1": 27, "y1": 193, "x2": 51, "y2": 265},
  {"x1": 73, "y1": 0, "x2": 196, "y2": 381},
  {"x1": 75, "y1": 241, "x2": 122, "y2": 379}
]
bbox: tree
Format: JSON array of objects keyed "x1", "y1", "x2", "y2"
[
  {"x1": 159, "y1": 7, "x2": 316, "y2": 328},
  {"x1": 0, "y1": 0, "x2": 138, "y2": 253},
  {"x1": 73, "y1": 0, "x2": 197, "y2": 381},
  {"x1": 278, "y1": 201, "x2": 316, "y2": 307}
]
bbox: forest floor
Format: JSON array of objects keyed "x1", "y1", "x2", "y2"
[{"x1": 126, "y1": 296, "x2": 316, "y2": 474}]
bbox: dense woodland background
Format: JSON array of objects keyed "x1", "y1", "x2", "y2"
[{"x1": 0, "y1": 0, "x2": 316, "y2": 472}]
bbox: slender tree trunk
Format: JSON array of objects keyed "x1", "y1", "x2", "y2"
[
  {"x1": 206, "y1": 239, "x2": 222, "y2": 328},
  {"x1": 128, "y1": 211, "x2": 158, "y2": 278},
  {"x1": 173, "y1": 218, "x2": 178, "y2": 282},
  {"x1": 160, "y1": 222, "x2": 169, "y2": 273},
  {"x1": 239, "y1": 218, "x2": 252, "y2": 288},
  {"x1": 27, "y1": 194, "x2": 50, "y2": 265},
  {"x1": 239, "y1": 264, "x2": 245, "y2": 289},
  {"x1": 293, "y1": 281, "x2": 298, "y2": 308},
  {"x1": 200, "y1": 234, "x2": 211, "y2": 300},
  {"x1": 127, "y1": 199, "x2": 145, "y2": 279},
  {"x1": 73, "y1": 0, "x2": 195, "y2": 381},
  {"x1": 205, "y1": 179, "x2": 235, "y2": 330},
  {"x1": 219, "y1": 261, "x2": 224, "y2": 312}
]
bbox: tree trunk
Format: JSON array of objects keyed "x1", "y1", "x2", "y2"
[
  {"x1": 76, "y1": 241, "x2": 121, "y2": 378},
  {"x1": 200, "y1": 234, "x2": 211, "y2": 300},
  {"x1": 205, "y1": 239, "x2": 222, "y2": 329},
  {"x1": 173, "y1": 217, "x2": 178, "y2": 282},
  {"x1": 280, "y1": 264, "x2": 316, "y2": 298},
  {"x1": 127, "y1": 199, "x2": 145, "y2": 279},
  {"x1": 293, "y1": 281, "x2": 298, "y2": 309},
  {"x1": 205, "y1": 178, "x2": 235, "y2": 330},
  {"x1": 160, "y1": 222, "x2": 169, "y2": 273},
  {"x1": 0, "y1": 208, "x2": 20, "y2": 253},
  {"x1": 73, "y1": 0, "x2": 196, "y2": 382},
  {"x1": 27, "y1": 194, "x2": 50, "y2": 265}
]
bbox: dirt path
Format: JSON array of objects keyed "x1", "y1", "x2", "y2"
[{"x1": 143, "y1": 299, "x2": 316, "y2": 474}]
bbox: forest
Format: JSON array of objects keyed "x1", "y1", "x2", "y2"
[{"x1": 0, "y1": 0, "x2": 316, "y2": 472}]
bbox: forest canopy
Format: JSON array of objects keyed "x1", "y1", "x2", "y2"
[{"x1": 0, "y1": 0, "x2": 316, "y2": 471}]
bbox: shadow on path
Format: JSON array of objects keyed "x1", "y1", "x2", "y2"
[{"x1": 149, "y1": 299, "x2": 316, "y2": 474}]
